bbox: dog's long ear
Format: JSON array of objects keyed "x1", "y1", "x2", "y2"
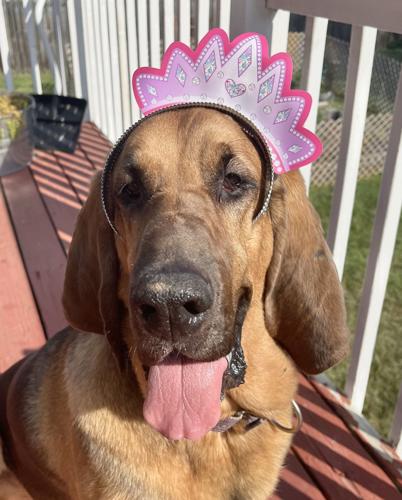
[
  {"x1": 264, "y1": 171, "x2": 349, "y2": 374},
  {"x1": 63, "y1": 172, "x2": 124, "y2": 361}
]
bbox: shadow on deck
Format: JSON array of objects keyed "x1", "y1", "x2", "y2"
[{"x1": 0, "y1": 123, "x2": 401, "y2": 499}]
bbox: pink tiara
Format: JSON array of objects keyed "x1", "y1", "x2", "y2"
[{"x1": 133, "y1": 29, "x2": 322, "y2": 174}]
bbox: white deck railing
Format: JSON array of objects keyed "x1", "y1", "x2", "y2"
[{"x1": 1, "y1": 0, "x2": 402, "y2": 456}]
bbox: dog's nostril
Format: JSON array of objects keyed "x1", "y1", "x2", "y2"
[
  {"x1": 183, "y1": 300, "x2": 203, "y2": 315},
  {"x1": 141, "y1": 304, "x2": 157, "y2": 322}
]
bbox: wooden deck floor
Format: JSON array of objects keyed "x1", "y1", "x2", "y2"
[{"x1": 1, "y1": 123, "x2": 401, "y2": 499}]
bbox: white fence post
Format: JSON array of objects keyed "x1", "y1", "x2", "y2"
[
  {"x1": 390, "y1": 383, "x2": 402, "y2": 456},
  {"x1": 198, "y1": 0, "x2": 210, "y2": 41},
  {"x1": 137, "y1": 0, "x2": 149, "y2": 66},
  {"x1": 116, "y1": 0, "x2": 131, "y2": 130},
  {"x1": 35, "y1": 0, "x2": 62, "y2": 94},
  {"x1": 150, "y1": 0, "x2": 161, "y2": 66},
  {"x1": 180, "y1": 0, "x2": 191, "y2": 46},
  {"x1": 345, "y1": 66, "x2": 402, "y2": 414},
  {"x1": 107, "y1": 0, "x2": 124, "y2": 138},
  {"x1": 99, "y1": 0, "x2": 116, "y2": 140},
  {"x1": 299, "y1": 16, "x2": 328, "y2": 192},
  {"x1": 269, "y1": 9, "x2": 290, "y2": 54},
  {"x1": 126, "y1": 0, "x2": 140, "y2": 123},
  {"x1": 326, "y1": 26, "x2": 377, "y2": 279},
  {"x1": 163, "y1": 0, "x2": 175, "y2": 50},
  {"x1": 67, "y1": 0, "x2": 88, "y2": 99},
  {"x1": 81, "y1": 0, "x2": 99, "y2": 124},
  {"x1": 53, "y1": 0, "x2": 67, "y2": 95},
  {"x1": 219, "y1": 0, "x2": 231, "y2": 34},
  {"x1": 0, "y1": 0, "x2": 13, "y2": 91},
  {"x1": 22, "y1": 0, "x2": 42, "y2": 94},
  {"x1": 92, "y1": 0, "x2": 108, "y2": 134}
]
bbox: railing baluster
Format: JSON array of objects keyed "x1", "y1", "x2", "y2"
[
  {"x1": 390, "y1": 383, "x2": 402, "y2": 456},
  {"x1": 346, "y1": 66, "x2": 402, "y2": 414},
  {"x1": 180, "y1": 0, "x2": 191, "y2": 46},
  {"x1": 126, "y1": 0, "x2": 140, "y2": 123},
  {"x1": 0, "y1": 0, "x2": 13, "y2": 91},
  {"x1": 116, "y1": 0, "x2": 132, "y2": 130},
  {"x1": 53, "y1": 0, "x2": 67, "y2": 95},
  {"x1": 107, "y1": 1, "x2": 123, "y2": 139},
  {"x1": 99, "y1": 0, "x2": 116, "y2": 140},
  {"x1": 269, "y1": 9, "x2": 289, "y2": 54},
  {"x1": 198, "y1": 0, "x2": 210, "y2": 41},
  {"x1": 66, "y1": 0, "x2": 87, "y2": 99},
  {"x1": 22, "y1": 0, "x2": 42, "y2": 94},
  {"x1": 299, "y1": 16, "x2": 328, "y2": 192},
  {"x1": 91, "y1": 0, "x2": 108, "y2": 134},
  {"x1": 149, "y1": 0, "x2": 161, "y2": 66},
  {"x1": 81, "y1": 0, "x2": 100, "y2": 125},
  {"x1": 326, "y1": 26, "x2": 377, "y2": 279},
  {"x1": 137, "y1": 0, "x2": 149, "y2": 67},
  {"x1": 163, "y1": 0, "x2": 175, "y2": 50},
  {"x1": 219, "y1": 0, "x2": 231, "y2": 33}
]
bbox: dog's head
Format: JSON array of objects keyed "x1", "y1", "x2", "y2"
[{"x1": 63, "y1": 107, "x2": 348, "y2": 438}]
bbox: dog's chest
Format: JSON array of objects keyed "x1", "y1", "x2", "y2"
[{"x1": 71, "y1": 409, "x2": 282, "y2": 500}]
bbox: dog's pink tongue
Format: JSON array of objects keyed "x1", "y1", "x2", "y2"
[{"x1": 143, "y1": 355, "x2": 227, "y2": 440}]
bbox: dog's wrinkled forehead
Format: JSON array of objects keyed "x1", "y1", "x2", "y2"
[{"x1": 101, "y1": 105, "x2": 274, "y2": 234}]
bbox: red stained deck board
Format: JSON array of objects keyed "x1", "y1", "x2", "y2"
[
  {"x1": 0, "y1": 187, "x2": 45, "y2": 373},
  {"x1": 310, "y1": 376, "x2": 402, "y2": 492},
  {"x1": 1, "y1": 168, "x2": 67, "y2": 338},
  {"x1": 30, "y1": 150, "x2": 81, "y2": 253},
  {"x1": 54, "y1": 149, "x2": 96, "y2": 205},
  {"x1": 293, "y1": 376, "x2": 400, "y2": 499},
  {"x1": 78, "y1": 122, "x2": 111, "y2": 170},
  {"x1": 272, "y1": 448, "x2": 325, "y2": 499}
]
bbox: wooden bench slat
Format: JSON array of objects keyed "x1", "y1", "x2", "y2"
[
  {"x1": 1, "y1": 168, "x2": 67, "y2": 338},
  {"x1": 0, "y1": 187, "x2": 45, "y2": 372}
]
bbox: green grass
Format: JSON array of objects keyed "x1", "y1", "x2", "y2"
[
  {"x1": 310, "y1": 176, "x2": 402, "y2": 438},
  {"x1": 0, "y1": 71, "x2": 54, "y2": 94}
]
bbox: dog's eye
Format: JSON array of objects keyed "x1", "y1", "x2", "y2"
[
  {"x1": 223, "y1": 172, "x2": 242, "y2": 193},
  {"x1": 118, "y1": 181, "x2": 144, "y2": 206},
  {"x1": 218, "y1": 171, "x2": 250, "y2": 203}
]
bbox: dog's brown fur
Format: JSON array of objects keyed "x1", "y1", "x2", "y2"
[{"x1": 0, "y1": 108, "x2": 349, "y2": 499}]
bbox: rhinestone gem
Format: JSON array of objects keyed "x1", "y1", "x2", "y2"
[
  {"x1": 274, "y1": 109, "x2": 291, "y2": 124},
  {"x1": 289, "y1": 144, "x2": 302, "y2": 153},
  {"x1": 192, "y1": 76, "x2": 200, "y2": 85},
  {"x1": 147, "y1": 84, "x2": 157, "y2": 96},
  {"x1": 238, "y1": 46, "x2": 252, "y2": 76},
  {"x1": 250, "y1": 113, "x2": 256, "y2": 120},
  {"x1": 248, "y1": 83, "x2": 255, "y2": 91},
  {"x1": 235, "y1": 104, "x2": 241, "y2": 111},
  {"x1": 217, "y1": 71, "x2": 224, "y2": 79},
  {"x1": 201, "y1": 93, "x2": 207, "y2": 100},
  {"x1": 217, "y1": 97, "x2": 224, "y2": 104},
  {"x1": 258, "y1": 75, "x2": 275, "y2": 102},
  {"x1": 203, "y1": 51, "x2": 217, "y2": 81},
  {"x1": 263, "y1": 105, "x2": 272, "y2": 114},
  {"x1": 175, "y1": 65, "x2": 187, "y2": 86}
]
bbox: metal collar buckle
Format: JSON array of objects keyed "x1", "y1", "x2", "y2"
[{"x1": 213, "y1": 400, "x2": 303, "y2": 434}]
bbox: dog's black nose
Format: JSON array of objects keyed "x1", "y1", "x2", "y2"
[{"x1": 131, "y1": 272, "x2": 213, "y2": 340}]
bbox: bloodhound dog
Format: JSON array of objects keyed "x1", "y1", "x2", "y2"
[{"x1": 0, "y1": 107, "x2": 348, "y2": 499}]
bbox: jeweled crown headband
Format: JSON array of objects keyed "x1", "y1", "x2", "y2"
[{"x1": 101, "y1": 29, "x2": 323, "y2": 233}]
